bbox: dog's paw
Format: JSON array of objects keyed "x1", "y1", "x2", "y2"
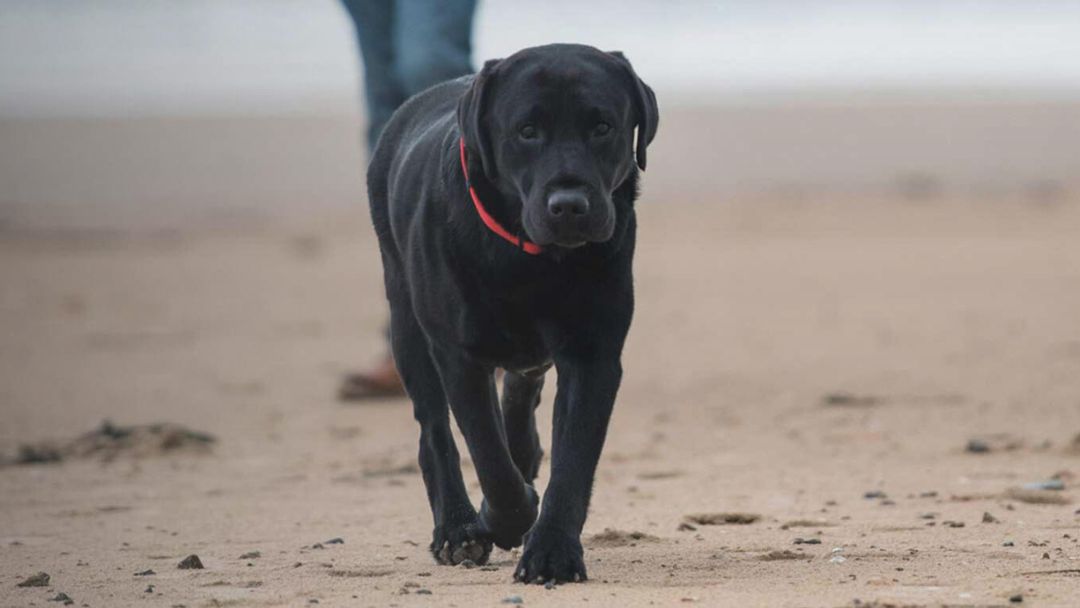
[
  {"x1": 431, "y1": 518, "x2": 493, "y2": 566},
  {"x1": 479, "y1": 484, "x2": 539, "y2": 550},
  {"x1": 513, "y1": 528, "x2": 586, "y2": 584}
]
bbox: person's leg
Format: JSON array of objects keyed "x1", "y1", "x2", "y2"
[
  {"x1": 338, "y1": 1, "x2": 408, "y2": 401},
  {"x1": 394, "y1": 0, "x2": 477, "y2": 97},
  {"x1": 341, "y1": 0, "x2": 406, "y2": 150}
]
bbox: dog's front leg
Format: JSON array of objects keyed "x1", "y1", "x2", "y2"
[
  {"x1": 431, "y1": 346, "x2": 540, "y2": 551},
  {"x1": 515, "y1": 353, "x2": 622, "y2": 584}
]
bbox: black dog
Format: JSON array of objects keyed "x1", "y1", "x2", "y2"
[{"x1": 367, "y1": 43, "x2": 657, "y2": 583}]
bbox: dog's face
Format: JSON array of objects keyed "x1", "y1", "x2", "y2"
[{"x1": 458, "y1": 44, "x2": 658, "y2": 249}]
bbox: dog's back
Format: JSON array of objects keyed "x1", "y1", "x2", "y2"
[{"x1": 366, "y1": 76, "x2": 471, "y2": 263}]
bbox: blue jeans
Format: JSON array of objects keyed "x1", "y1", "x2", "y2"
[{"x1": 341, "y1": 0, "x2": 477, "y2": 152}]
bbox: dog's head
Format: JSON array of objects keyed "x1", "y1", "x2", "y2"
[{"x1": 458, "y1": 44, "x2": 658, "y2": 249}]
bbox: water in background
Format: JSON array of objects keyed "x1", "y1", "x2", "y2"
[{"x1": 2, "y1": 0, "x2": 1080, "y2": 117}]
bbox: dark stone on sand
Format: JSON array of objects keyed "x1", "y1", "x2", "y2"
[
  {"x1": 822, "y1": 392, "x2": 880, "y2": 407},
  {"x1": 683, "y1": 512, "x2": 760, "y2": 525},
  {"x1": 324, "y1": 537, "x2": 344, "y2": 544},
  {"x1": 1010, "y1": 594, "x2": 1024, "y2": 603},
  {"x1": 239, "y1": 551, "x2": 261, "y2": 559},
  {"x1": 48, "y1": 592, "x2": 74, "y2": 605},
  {"x1": 415, "y1": 589, "x2": 432, "y2": 595},
  {"x1": 16, "y1": 572, "x2": 50, "y2": 587},
  {"x1": 16, "y1": 444, "x2": 63, "y2": 464},
  {"x1": 864, "y1": 491, "x2": 887, "y2": 499},
  {"x1": 966, "y1": 439, "x2": 991, "y2": 453},
  {"x1": 178, "y1": 554, "x2": 204, "y2": 569},
  {"x1": 982, "y1": 511, "x2": 1000, "y2": 524},
  {"x1": 759, "y1": 550, "x2": 813, "y2": 561},
  {"x1": 11, "y1": 420, "x2": 216, "y2": 466},
  {"x1": 501, "y1": 596, "x2": 524, "y2": 605},
  {"x1": 134, "y1": 569, "x2": 156, "y2": 576},
  {"x1": 793, "y1": 538, "x2": 821, "y2": 545}
]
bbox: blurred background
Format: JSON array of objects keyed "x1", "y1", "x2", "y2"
[
  {"x1": 3, "y1": 0, "x2": 1079, "y2": 230},
  {"x1": 3, "y1": 3, "x2": 1080, "y2": 606}
]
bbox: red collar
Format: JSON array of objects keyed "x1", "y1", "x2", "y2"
[{"x1": 459, "y1": 138, "x2": 543, "y2": 255}]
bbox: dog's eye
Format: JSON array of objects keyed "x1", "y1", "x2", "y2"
[
  {"x1": 593, "y1": 122, "x2": 612, "y2": 137},
  {"x1": 519, "y1": 124, "x2": 538, "y2": 140}
]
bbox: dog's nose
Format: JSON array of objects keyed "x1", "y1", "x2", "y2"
[{"x1": 547, "y1": 190, "x2": 589, "y2": 217}]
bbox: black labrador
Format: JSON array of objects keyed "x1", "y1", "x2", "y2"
[{"x1": 367, "y1": 43, "x2": 658, "y2": 583}]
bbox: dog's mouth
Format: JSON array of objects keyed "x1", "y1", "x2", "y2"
[
  {"x1": 522, "y1": 224, "x2": 600, "y2": 249},
  {"x1": 552, "y1": 239, "x2": 588, "y2": 249}
]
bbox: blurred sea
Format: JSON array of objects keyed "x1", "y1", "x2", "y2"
[{"x1": 2, "y1": 0, "x2": 1080, "y2": 117}]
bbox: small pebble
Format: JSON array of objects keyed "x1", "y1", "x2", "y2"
[
  {"x1": 324, "y1": 538, "x2": 345, "y2": 545},
  {"x1": 793, "y1": 538, "x2": 821, "y2": 545},
  {"x1": 134, "y1": 569, "x2": 155, "y2": 576},
  {"x1": 16, "y1": 572, "x2": 50, "y2": 587},
  {"x1": 48, "y1": 592, "x2": 74, "y2": 605},
  {"x1": 966, "y1": 439, "x2": 991, "y2": 453},
  {"x1": 502, "y1": 595, "x2": 524, "y2": 604},
  {"x1": 864, "y1": 491, "x2": 887, "y2": 499},
  {"x1": 1010, "y1": 593, "x2": 1023, "y2": 603},
  {"x1": 415, "y1": 589, "x2": 432, "y2": 595},
  {"x1": 177, "y1": 554, "x2": 204, "y2": 570},
  {"x1": 982, "y1": 512, "x2": 999, "y2": 524}
]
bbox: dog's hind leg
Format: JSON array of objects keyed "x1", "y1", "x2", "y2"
[
  {"x1": 389, "y1": 307, "x2": 491, "y2": 566},
  {"x1": 430, "y1": 349, "x2": 540, "y2": 550},
  {"x1": 501, "y1": 366, "x2": 549, "y2": 484}
]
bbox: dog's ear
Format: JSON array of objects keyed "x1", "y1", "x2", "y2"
[
  {"x1": 608, "y1": 51, "x2": 659, "y2": 171},
  {"x1": 457, "y1": 59, "x2": 501, "y2": 180}
]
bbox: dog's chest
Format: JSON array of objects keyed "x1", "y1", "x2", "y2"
[{"x1": 461, "y1": 298, "x2": 553, "y2": 371}]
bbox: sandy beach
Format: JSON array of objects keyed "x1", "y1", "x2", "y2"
[{"x1": 2, "y1": 100, "x2": 1080, "y2": 607}]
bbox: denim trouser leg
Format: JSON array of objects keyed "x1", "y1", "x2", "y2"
[
  {"x1": 341, "y1": 0, "x2": 407, "y2": 151},
  {"x1": 394, "y1": 0, "x2": 477, "y2": 97},
  {"x1": 342, "y1": 0, "x2": 477, "y2": 150}
]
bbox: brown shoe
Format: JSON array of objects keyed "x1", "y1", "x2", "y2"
[{"x1": 338, "y1": 354, "x2": 406, "y2": 401}]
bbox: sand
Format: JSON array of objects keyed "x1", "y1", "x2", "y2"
[
  {"x1": 2, "y1": 103, "x2": 1080, "y2": 606},
  {"x1": 2, "y1": 193, "x2": 1079, "y2": 607}
]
